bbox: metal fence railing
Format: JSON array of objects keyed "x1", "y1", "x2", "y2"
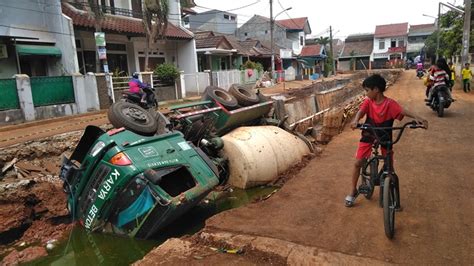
[
  {"x1": 30, "y1": 76, "x2": 75, "y2": 107},
  {"x1": 0, "y1": 78, "x2": 20, "y2": 111}
]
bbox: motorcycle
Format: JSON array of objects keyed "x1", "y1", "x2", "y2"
[
  {"x1": 426, "y1": 85, "x2": 453, "y2": 117},
  {"x1": 122, "y1": 84, "x2": 158, "y2": 109},
  {"x1": 416, "y1": 69, "x2": 425, "y2": 79}
]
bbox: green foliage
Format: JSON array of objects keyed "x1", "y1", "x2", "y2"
[
  {"x1": 242, "y1": 60, "x2": 263, "y2": 72},
  {"x1": 315, "y1": 37, "x2": 330, "y2": 46},
  {"x1": 424, "y1": 7, "x2": 465, "y2": 60},
  {"x1": 154, "y1": 63, "x2": 179, "y2": 84}
]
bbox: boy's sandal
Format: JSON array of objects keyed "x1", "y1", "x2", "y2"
[
  {"x1": 344, "y1": 193, "x2": 358, "y2": 207},
  {"x1": 344, "y1": 195, "x2": 355, "y2": 207}
]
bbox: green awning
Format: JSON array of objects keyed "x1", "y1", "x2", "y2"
[{"x1": 16, "y1": 44, "x2": 62, "y2": 57}]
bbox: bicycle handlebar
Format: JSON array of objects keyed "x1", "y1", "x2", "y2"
[{"x1": 356, "y1": 120, "x2": 425, "y2": 146}]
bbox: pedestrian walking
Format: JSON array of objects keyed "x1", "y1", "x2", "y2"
[{"x1": 461, "y1": 63, "x2": 472, "y2": 92}]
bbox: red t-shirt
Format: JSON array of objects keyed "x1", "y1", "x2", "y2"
[{"x1": 359, "y1": 97, "x2": 404, "y2": 143}]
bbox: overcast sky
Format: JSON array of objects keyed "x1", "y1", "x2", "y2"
[{"x1": 193, "y1": 0, "x2": 462, "y2": 40}]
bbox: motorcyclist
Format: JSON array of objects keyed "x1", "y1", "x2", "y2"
[
  {"x1": 128, "y1": 72, "x2": 147, "y2": 103},
  {"x1": 426, "y1": 58, "x2": 452, "y2": 103}
]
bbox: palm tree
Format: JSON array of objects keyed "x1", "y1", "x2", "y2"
[{"x1": 142, "y1": 0, "x2": 169, "y2": 71}]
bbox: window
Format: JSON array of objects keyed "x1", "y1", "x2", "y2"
[
  {"x1": 390, "y1": 39, "x2": 396, "y2": 47},
  {"x1": 224, "y1": 14, "x2": 229, "y2": 19},
  {"x1": 230, "y1": 16, "x2": 236, "y2": 21},
  {"x1": 398, "y1": 39, "x2": 404, "y2": 47},
  {"x1": 300, "y1": 36, "x2": 304, "y2": 46},
  {"x1": 106, "y1": 43, "x2": 127, "y2": 51},
  {"x1": 244, "y1": 32, "x2": 248, "y2": 36},
  {"x1": 379, "y1": 40, "x2": 385, "y2": 50},
  {"x1": 265, "y1": 30, "x2": 268, "y2": 34}
]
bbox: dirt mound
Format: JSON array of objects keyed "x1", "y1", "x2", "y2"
[{"x1": 0, "y1": 180, "x2": 72, "y2": 264}]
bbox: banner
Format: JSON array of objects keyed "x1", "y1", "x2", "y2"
[{"x1": 94, "y1": 32, "x2": 106, "y2": 47}]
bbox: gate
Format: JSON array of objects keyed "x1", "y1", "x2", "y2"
[
  {"x1": 0, "y1": 78, "x2": 20, "y2": 110},
  {"x1": 30, "y1": 76, "x2": 75, "y2": 107}
]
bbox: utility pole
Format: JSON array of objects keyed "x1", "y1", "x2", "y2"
[
  {"x1": 436, "y1": 2, "x2": 441, "y2": 61},
  {"x1": 461, "y1": 0, "x2": 471, "y2": 65},
  {"x1": 329, "y1": 26, "x2": 335, "y2": 75},
  {"x1": 270, "y1": 0, "x2": 275, "y2": 80}
]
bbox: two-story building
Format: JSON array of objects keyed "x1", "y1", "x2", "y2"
[
  {"x1": 236, "y1": 15, "x2": 311, "y2": 71},
  {"x1": 371, "y1": 22, "x2": 408, "y2": 69},
  {"x1": 185, "y1": 9, "x2": 238, "y2": 35},
  {"x1": 62, "y1": 0, "x2": 197, "y2": 75},
  {"x1": 0, "y1": 0, "x2": 78, "y2": 78},
  {"x1": 407, "y1": 23, "x2": 436, "y2": 61}
]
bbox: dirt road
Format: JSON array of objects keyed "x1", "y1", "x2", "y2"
[
  {"x1": 0, "y1": 112, "x2": 108, "y2": 148},
  {"x1": 201, "y1": 70, "x2": 474, "y2": 264}
]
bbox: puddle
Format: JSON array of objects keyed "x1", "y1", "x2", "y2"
[{"x1": 28, "y1": 186, "x2": 278, "y2": 265}]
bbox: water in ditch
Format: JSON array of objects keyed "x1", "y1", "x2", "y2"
[{"x1": 29, "y1": 186, "x2": 278, "y2": 265}]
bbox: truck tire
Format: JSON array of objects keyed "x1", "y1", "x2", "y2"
[
  {"x1": 202, "y1": 86, "x2": 238, "y2": 110},
  {"x1": 108, "y1": 102, "x2": 158, "y2": 136},
  {"x1": 229, "y1": 84, "x2": 259, "y2": 106}
]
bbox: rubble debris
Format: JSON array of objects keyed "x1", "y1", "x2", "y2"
[{"x1": 2, "y1": 158, "x2": 18, "y2": 176}]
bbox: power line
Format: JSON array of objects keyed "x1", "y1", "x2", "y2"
[
  {"x1": 276, "y1": 0, "x2": 300, "y2": 29},
  {"x1": 194, "y1": 0, "x2": 262, "y2": 13}
]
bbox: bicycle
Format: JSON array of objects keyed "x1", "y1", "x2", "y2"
[{"x1": 356, "y1": 121, "x2": 425, "y2": 239}]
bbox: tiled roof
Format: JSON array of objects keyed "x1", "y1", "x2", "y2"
[
  {"x1": 62, "y1": 3, "x2": 192, "y2": 39},
  {"x1": 374, "y1": 22, "x2": 408, "y2": 38},
  {"x1": 339, "y1": 39, "x2": 373, "y2": 58},
  {"x1": 195, "y1": 35, "x2": 229, "y2": 49},
  {"x1": 300, "y1": 44, "x2": 323, "y2": 57},
  {"x1": 409, "y1": 23, "x2": 436, "y2": 36},
  {"x1": 193, "y1": 31, "x2": 215, "y2": 39},
  {"x1": 276, "y1": 17, "x2": 307, "y2": 30}
]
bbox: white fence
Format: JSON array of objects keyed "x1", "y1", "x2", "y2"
[
  {"x1": 181, "y1": 69, "x2": 262, "y2": 97},
  {"x1": 211, "y1": 70, "x2": 241, "y2": 91},
  {"x1": 181, "y1": 72, "x2": 212, "y2": 97}
]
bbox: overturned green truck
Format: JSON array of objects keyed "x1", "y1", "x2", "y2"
[{"x1": 60, "y1": 85, "x2": 310, "y2": 239}]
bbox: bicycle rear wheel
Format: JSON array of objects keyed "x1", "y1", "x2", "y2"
[{"x1": 383, "y1": 175, "x2": 397, "y2": 239}]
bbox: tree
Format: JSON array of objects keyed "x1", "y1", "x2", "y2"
[
  {"x1": 349, "y1": 51, "x2": 357, "y2": 71},
  {"x1": 424, "y1": 7, "x2": 464, "y2": 62},
  {"x1": 78, "y1": 0, "x2": 104, "y2": 72},
  {"x1": 142, "y1": 0, "x2": 169, "y2": 71}
]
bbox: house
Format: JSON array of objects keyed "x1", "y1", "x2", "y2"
[
  {"x1": 236, "y1": 39, "x2": 274, "y2": 71},
  {"x1": 193, "y1": 31, "x2": 239, "y2": 71},
  {"x1": 62, "y1": 0, "x2": 197, "y2": 75},
  {"x1": 236, "y1": 15, "x2": 311, "y2": 57},
  {"x1": 298, "y1": 44, "x2": 326, "y2": 77},
  {"x1": 0, "y1": 0, "x2": 78, "y2": 78},
  {"x1": 407, "y1": 23, "x2": 435, "y2": 61},
  {"x1": 339, "y1": 33, "x2": 374, "y2": 71},
  {"x1": 185, "y1": 9, "x2": 238, "y2": 34},
  {"x1": 371, "y1": 22, "x2": 408, "y2": 69}
]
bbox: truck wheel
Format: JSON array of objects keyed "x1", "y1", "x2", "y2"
[
  {"x1": 229, "y1": 84, "x2": 259, "y2": 106},
  {"x1": 202, "y1": 86, "x2": 238, "y2": 110},
  {"x1": 108, "y1": 102, "x2": 158, "y2": 135}
]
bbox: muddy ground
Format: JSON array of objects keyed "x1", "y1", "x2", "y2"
[
  {"x1": 0, "y1": 71, "x2": 404, "y2": 264},
  {"x1": 145, "y1": 70, "x2": 473, "y2": 264}
]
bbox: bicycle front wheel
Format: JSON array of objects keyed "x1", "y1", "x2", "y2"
[{"x1": 383, "y1": 175, "x2": 397, "y2": 239}]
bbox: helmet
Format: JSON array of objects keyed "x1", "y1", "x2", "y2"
[{"x1": 132, "y1": 72, "x2": 139, "y2": 79}]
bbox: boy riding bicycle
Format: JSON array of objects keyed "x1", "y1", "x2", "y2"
[{"x1": 345, "y1": 74, "x2": 428, "y2": 207}]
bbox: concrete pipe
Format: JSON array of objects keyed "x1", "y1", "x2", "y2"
[{"x1": 220, "y1": 126, "x2": 310, "y2": 189}]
